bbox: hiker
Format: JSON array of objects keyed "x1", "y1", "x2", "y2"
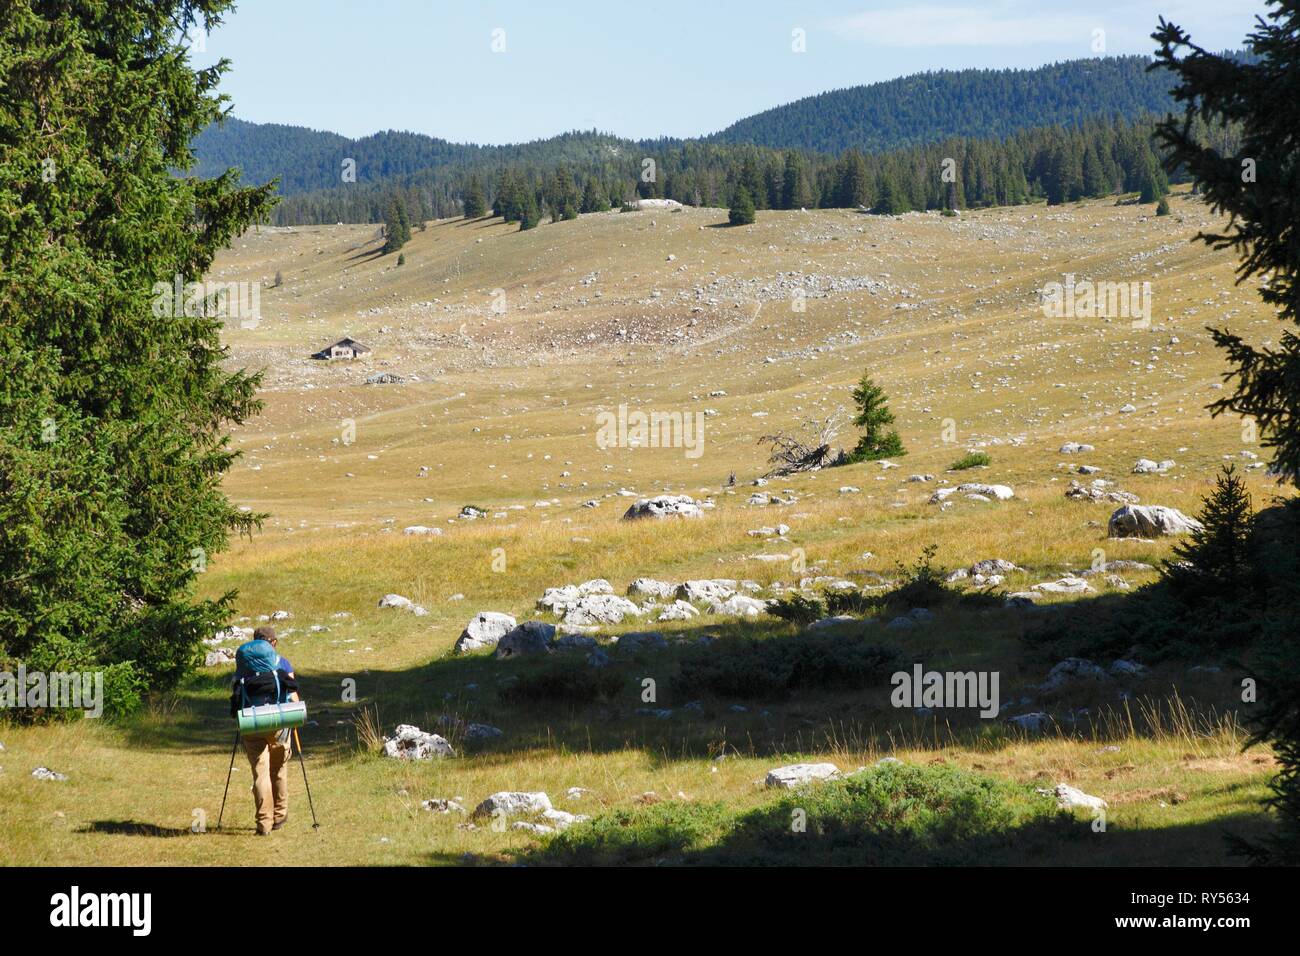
[{"x1": 230, "y1": 626, "x2": 299, "y2": 836}]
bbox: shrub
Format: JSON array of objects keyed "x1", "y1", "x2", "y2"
[
  {"x1": 765, "y1": 592, "x2": 827, "y2": 626},
  {"x1": 950, "y1": 451, "x2": 991, "y2": 470},
  {"x1": 524, "y1": 762, "x2": 1074, "y2": 866},
  {"x1": 882, "y1": 544, "x2": 951, "y2": 611}
]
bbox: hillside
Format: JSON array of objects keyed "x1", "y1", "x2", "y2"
[
  {"x1": 708, "y1": 56, "x2": 1178, "y2": 153},
  {"x1": 193, "y1": 118, "x2": 636, "y2": 196}
]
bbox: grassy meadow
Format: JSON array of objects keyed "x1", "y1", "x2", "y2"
[{"x1": 1, "y1": 193, "x2": 1289, "y2": 865}]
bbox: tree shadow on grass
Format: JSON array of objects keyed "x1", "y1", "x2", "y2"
[
  {"x1": 490, "y1": 806, "x2": 1277, "y2": 868},
  {"x1": 77, "y1": 820, "x2": 195, "y2": 839},
  {"x1": 119, "y1": 603, "x2": 1257, "y2": 774}
]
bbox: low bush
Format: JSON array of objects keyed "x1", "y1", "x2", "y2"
[
  {"x1": 765, "y1": 592, "x2": 827, "y2": 625},
  {"x1": 524, "y1": 762, "x2": 1076, "y2": 866},
  {"x1": 949, "y1": 451, "x2": 991, "y2": 470}
]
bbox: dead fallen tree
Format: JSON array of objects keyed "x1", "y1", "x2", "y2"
[{"x1": 757, "y1": 412, "x2": 849, "y2": 477}]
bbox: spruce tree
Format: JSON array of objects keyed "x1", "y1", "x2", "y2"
[
  {"x1": 836, "y1": 149, "x2": 870, "y2": 207},
  {"x1": 0, "y1": 0, "x2": 277, "y2": 710},
  {"x1": 1165, "y1": 465, "x2": 1254, "y2": 600},
  {"x1": 1136, "y1": 148, "x2": 1169, "y2": 203},
  {"x1": 873, "y1": 173, "x2": 910, "y2": 215},
  {"x1": 1152, "y1": 0, "x2": 1300, "y2": 866},
  {"x1": 848, "y1": 374, "x2": 905, "y2": 461},
  {"x1": 728, "y1": 186, "x2": 756, "y2": 226},
  {"x1": 518, "y1": 188, "x2": 541, "y2": 231},
  {"x1": 581, "y1": 176, "x2": 610, "y2": 213},
  {"x1": 382, "y1": 198, "x2": 406, "y2": 254},
  {"x1": 396, "y1": 199, "x2": 411, "y2": 243},
  {"x1": 462, "y1": 175, "x2": 486, "y2": 218},
  {"x1": 1152, "y1": 1, "x2": 1300, "y2": 482},
  {"x1": 740, "y1": 158, "x2": 766, "y2": 210}
]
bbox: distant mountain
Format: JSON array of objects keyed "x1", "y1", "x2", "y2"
[
  {"x1": 189, "y1": 54, "x2": 1244, "y2": 226},
  {"x1": 192, "y1": 118, "x2": 636, "y2": 196},
  {"x1": 194, "y1": 55, "x2": 1189, "y2": 199},
  {"x1": 707, "y1": 56, "x2": 1178, "y2": 153}
]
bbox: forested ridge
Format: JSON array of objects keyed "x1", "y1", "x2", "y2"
[{"x1": 193, "y1": 54, "x2": 1243, "y2": 226}]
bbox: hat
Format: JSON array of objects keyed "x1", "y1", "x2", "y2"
[{"x1": 253, "y1": 625, "x2": 277, "y2": 643}]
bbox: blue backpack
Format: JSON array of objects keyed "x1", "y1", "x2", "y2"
[{"x1": 232, "y1": 639, "x2": 286, "y2": 709}]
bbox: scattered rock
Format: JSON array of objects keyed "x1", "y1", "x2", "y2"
[
  {"x1": 615, "y1": 631, "x2": 669, "y2": 653},
  {"x1": 1110, "y1": 660, "x2": 1147, "y2": 678},
  {"x1": 930, "y1": 482, "x2": 1014, "y2": 503},
  {"x1": 1133, "y1": 458, "x2": 1176, "y2": 474},
  {"x1": 383, "y1": 725, "x2": 455, "y2": 760},
  {"x1": 765, "y1": 763, "x2": 840, "y2": 789},
  {"x1": 1041, "y1": 658, "x2": 1108, "y2": 690},
  {"x1": 472, "y1": 791, "x2": 553, "y2": 819},
  {"x1": 808, "y1": 615, "x2": 856, "y2": 630},
  {"x1": 622, "y1": 494, "x2": 704, "y2": 520},
  {"x1": 553, "y1": 633, "x2": 598, "y2": 652},
  {"x1": 1046, "y1": 783, "x2": 1107, "y2": 810},
  {"x1": 379, "y1": 593, "x2": 428, "y2": 616},
  {"x1": 1108, "y1": 504, "x2": 1203, "y2": 538},
  {"x1": 511, "y1": 821, "x2": 555, "y2": 834},
  {"x1": 421, "y1": 798, "x2": 466, "y2": 814},
  {"x1": 1005, "y1": 712, "x2": 1050, "y2": 731},
  {"x1": 563, "y1": 593, "x2": 642, "y2": 627},
  {"x1": 495, "y1": 620, "x2": 556, "y2": 659},
  {"x1": 454, "y1": 611, "x2": 517, "y2": 653},
  {"x1": 707, "y1": 594, "x2": 768, "y2": 617},
  {"x1": 657, "y1": 600, "x2": 700, "y2": 621},
  {"x1": 678, "y1": 579, "x2": 735, "y2": 603},
  {"x1": 32, "y1": 767, "x2": 68, "y2": 781},
  {"x1": 464, "y1": 723, "x2": 504, "y2": 742},
  {"x1": 1032, "y1": 577, "x2": 1095, "y2": 595},
  {"x1": 1065, "y1": 479, "x2": 1139, "y2": 504},
  {"x1": 627, "y1": 578, "x2": 677, "y2": 600}
]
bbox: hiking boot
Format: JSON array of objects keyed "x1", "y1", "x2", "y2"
[{"x1": 272, "y1": 816, "x2": 287, "y2": 831}]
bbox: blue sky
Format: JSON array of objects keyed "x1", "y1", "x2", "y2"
[{"x1": 192, "y1": 1, "x2": 1268, "y2": 144}]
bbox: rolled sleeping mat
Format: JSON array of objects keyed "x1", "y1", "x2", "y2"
[{"x1": 238, "y1": 700, "x2": 307, "y2": 735}]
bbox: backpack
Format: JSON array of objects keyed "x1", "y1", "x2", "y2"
[{"x1": 231, "y1": 639, "x2": 288, "y2": 711}]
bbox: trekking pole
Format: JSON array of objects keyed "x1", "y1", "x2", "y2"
[
  {"x1": 215, "y1": 730, "x2": 241, "y2": 831},
  {"x1": 293, "y1": 727, "x2": 321, "y2": 830}
]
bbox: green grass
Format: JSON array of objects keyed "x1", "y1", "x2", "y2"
[{"x1": 950, "y1": 451, "x2": 992, "y2": 471}]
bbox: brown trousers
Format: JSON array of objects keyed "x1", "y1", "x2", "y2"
[{"x1": 243, "y1": 732, "x2": 291, "y2": 834}]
